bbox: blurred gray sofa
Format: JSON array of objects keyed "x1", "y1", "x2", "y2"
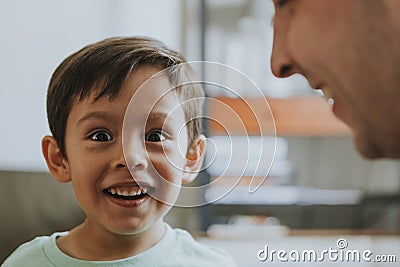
[{"x1": 0, "y1": 170, "x2": 84, "y2": 263}]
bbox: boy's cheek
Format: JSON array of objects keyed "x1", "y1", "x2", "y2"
[
  {"x1": 149, "y1": 152, "x2": 187, "y2": 171},
  {"x1": 151, "y1": 182, "x2": 181, "y2": 206}
]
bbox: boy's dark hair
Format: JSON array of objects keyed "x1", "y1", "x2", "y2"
[{"x1": 47, "y1": 36, "x2": 204, "y2": 157}]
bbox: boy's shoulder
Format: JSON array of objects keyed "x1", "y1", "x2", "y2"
[
  {"x1": 167, "y1": 226, "x2": 236, "y2": 266},
  {"x1": 2, "y1": 232, "x2": 66, "y2": 267},
  {"x1": 3, "y1": 227, "x2": 236, "y2": 267}
]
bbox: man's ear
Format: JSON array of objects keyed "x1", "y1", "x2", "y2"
[
  {"x1": 42, "y1": 136, "x2": 71, "y2": 183},
  {"x1": 182, "y1": 135, "x2": 206, "y2": 184}
]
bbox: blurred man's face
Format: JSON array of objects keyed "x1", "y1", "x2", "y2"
[{"x1": 270, "y1": 0, "x2": 400, "y2": 158}]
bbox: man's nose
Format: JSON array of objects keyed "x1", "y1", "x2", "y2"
[{"x1": 270, "y1": 27, "x2": 296, "y2": 78}]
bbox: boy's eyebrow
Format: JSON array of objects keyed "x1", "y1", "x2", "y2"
[
  {"x1": 77, "y1": 111, "x2": 112, "y2": 125},
  {"x1": 77, "y1": 111, "x2": 174, "y2": 126},
  {"x1": 147, "y1": 112, "x2": 171, "y2": 121}
]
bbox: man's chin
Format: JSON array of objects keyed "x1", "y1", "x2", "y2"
[{"x1": 353, "y1": 133, "x2": 384, "y2": 159}]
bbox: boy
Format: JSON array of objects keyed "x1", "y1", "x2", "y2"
[{"x1": 3, "y1": 37, "x2": 235, "y2": 266}]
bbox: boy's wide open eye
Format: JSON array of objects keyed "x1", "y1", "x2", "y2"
[
  {"x1": 145, "y1": 130, "x2": 166, "y2": 142},
  {"x1": 90, "y1": 130, "x2": 113, "y2": 142}
]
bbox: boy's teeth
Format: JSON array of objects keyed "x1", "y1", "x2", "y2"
[{"x1": 107, "y1": 187, "x2": 147, "y2": 196}]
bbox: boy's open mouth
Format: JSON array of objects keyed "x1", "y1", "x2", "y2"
[{"x1": 103, "y1": 186, "x2": 153, "y2": 201}]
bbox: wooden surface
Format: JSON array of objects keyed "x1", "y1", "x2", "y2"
[{"x1": 206, "y1": 96, "x2": 351, "y2": 136}]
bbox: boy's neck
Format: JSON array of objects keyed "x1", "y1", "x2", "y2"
[{"x1": 56, "y1": 219, "x2": 166, "y2": 261}]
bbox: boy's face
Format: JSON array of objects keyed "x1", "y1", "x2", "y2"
[{"x1": 61, "y1": 65, "x2": 202, "y2": 235}]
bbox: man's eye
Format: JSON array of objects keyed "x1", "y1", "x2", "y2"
[
  {"x1": 145, "y1": 130, "x2": 166, "y2": 142},
  {"x1": 276, "y1": 0, "x2": 290, "y2": 7},
  {"x1": 90, "y1": 131, "x2": 113, "y2": 142}
]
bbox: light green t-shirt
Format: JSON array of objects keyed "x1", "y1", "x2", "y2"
[{"x1": 2, "y1": 224, "x2": 236, "y2": 267}]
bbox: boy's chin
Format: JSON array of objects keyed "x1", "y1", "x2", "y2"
[{"x1": 112, "y1": 217, "x2": 166, "y2": 237}]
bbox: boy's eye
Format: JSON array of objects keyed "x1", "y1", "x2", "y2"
[
  {"x1": 145, "y1": 130, "x2": 166, "y2": 142},
  {"x1": 90, "y1": 131, "x2": 113, "y2": 142}
]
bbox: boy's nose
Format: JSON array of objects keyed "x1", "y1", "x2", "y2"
[
  {"x1": 128, "y1": 153, "x2": 148, "y2": 171},
  {"x1": 111, "y1": 154, "x2": 128, "y2": 169},
  {"x1": 121, "y1": 134, "x2": 149, "y2": 171},
  {"x1": 112, "y1": 148, "x2": 148, "y2": 171},
  {"x1": 124, "y1": 142, "x2": 148, "y2": 170}
]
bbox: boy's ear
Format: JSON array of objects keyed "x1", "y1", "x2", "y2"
[
  {"x1": 182, "y1": 135, "x2": 206, "y2": 184},
  {"x1": 42, "y1": 136, "x2": 71, "y2": 183}
]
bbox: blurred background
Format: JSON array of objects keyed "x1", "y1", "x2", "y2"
[{"x1": 1, "y1": 0, "x2": 399, "y2": 266}]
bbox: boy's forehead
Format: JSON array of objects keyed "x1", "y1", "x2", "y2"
[
  {"x1": 68, "y1": 84, "x2": 184, "y2": 131},
  {"x1": 124, "y1": 75, "x2": 185, "y2": 125},
  {"x1": 74, "y1": 65, "x2": 174, "y2": 103},
  {"x1": 67, "y1": 64, "x2": 188, "y2": 129},
  {"x1": 125, "y1": 68, "x2": 180, "y2": 106},
  {"x1": 126, "y1": 65, "x2": 170, "y2": 90},
  {"x1": 129, "y1": 88, "x2": 183, "y2": 120}
]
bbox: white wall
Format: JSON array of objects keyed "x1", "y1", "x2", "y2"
[{"x1": 0, "y1": 0, "x2": 182, "y2": 171}]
